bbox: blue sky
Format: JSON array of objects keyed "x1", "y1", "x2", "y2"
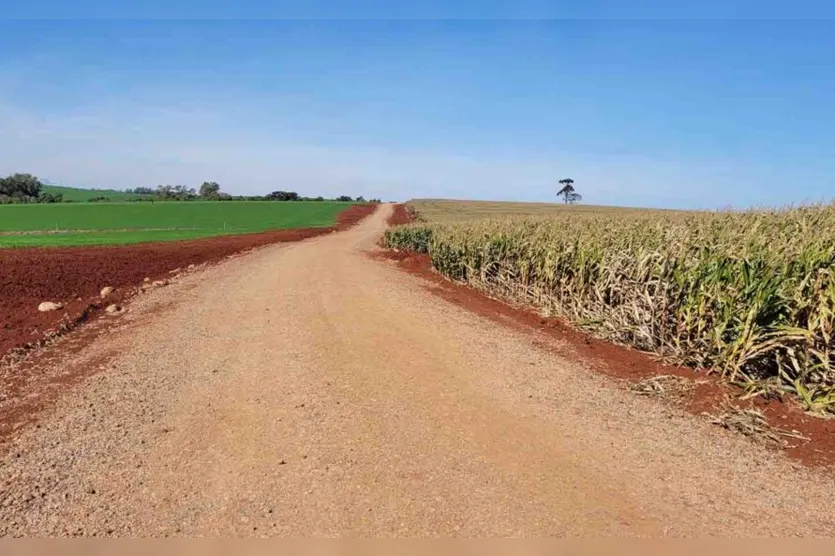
[{"x1": 1, "y1": 12, "x2": 834, "y2": 207}]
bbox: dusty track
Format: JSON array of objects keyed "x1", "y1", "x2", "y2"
[{"x1": 1, "y1": 204, "x2": 834, "y2": 537}]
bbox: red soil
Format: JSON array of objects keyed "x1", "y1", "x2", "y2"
[
  {"x1": 0, "y1": 204, "x2": 375, "y2": 360},
  {"x1": 376, "y1": 246, "x2": 835, "y2": 470},
  {"x1": 386, "y1": 203, "x2": 416, "y2": 226}
]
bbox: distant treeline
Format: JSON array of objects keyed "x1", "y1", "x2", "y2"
[
  {"x1": 125, "y1": 183, "x2": 382, "y2": 203},
  {"x1": 0, "y1": 174, "x2": 63, "y2": 204},
  {"x1": 0, "y1": 173, "x2": 381, "y2": 204}
]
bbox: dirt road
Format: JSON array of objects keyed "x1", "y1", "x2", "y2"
[{"x1": 2, "y1": 204, "x2": 834, "y2": 537}]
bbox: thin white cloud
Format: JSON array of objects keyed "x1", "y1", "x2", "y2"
[{"x1": 0, "y1": 99, "x2": 786, "y2": 208}]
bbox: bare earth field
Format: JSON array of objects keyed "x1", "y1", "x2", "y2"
[{"x1": 1, "y1": 204, "x2": 834, "y2": 537}]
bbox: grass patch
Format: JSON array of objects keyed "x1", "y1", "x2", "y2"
[{"x1": 0, "y1": 201, "x2": 352, "y2": 247}]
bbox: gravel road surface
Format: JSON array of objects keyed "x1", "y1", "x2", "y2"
[{"x1": 1, "y1": 204, "x2": 834, "y2": 537}]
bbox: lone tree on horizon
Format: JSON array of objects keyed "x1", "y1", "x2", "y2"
[
  {"x1": 199, "y1": 181, "x2": 222, "y2": 199},
  {"x1": 557, "y1": 178, "x2": 582, "y2": 204}
]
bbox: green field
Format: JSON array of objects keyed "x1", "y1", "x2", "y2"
[
  {"x1": 0, "y1": 201, "x2": 352, "y2": 247},
  {"x1": 40, "y1": 184, "x2": 153, "y2": 202}
]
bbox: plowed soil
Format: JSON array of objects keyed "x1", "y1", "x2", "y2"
[{"x1": 0, "y1": 204, "x2": 374, "y2": 359}]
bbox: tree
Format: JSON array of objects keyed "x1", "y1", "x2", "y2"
[
  {"x1": 557, "y1": 178, "x2": 579, "y2": 204},
  {"x1": 265, "y1": 191, "x2": 299, "y2": 201},
  {"x1": 155, "y1": 184, "x2": 196, "y2": 201},
  {"x1": 0, "y1": 173, "x2": 43, "y2": 204},
  {"x1": 38, "y1": 191, "x2": 63, "y2": 203},
  {"x1": 199, "y1": 181, "x2": 221, "y2": 199},
  {"x1": 173, "y1": 185, "x2": 196, "y2": 200},
  {"x1": 336, "y1": 195, "x2": 353, "y2": 202}
]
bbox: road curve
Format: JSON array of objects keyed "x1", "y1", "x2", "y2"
[{"x1": 1, "y1": 204, "x2": 834, "y2": 537}]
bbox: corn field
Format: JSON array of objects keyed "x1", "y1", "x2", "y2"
[{"x1": 385, "y1": 204, "x2": 835, "y2": 413}]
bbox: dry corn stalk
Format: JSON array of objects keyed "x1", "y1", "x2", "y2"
[
  {"x1": 706, "y1": 403, "x2": 809, "y2": 446},
  {"x1": 629, "y1": 375, "x2": 695, "y2": 401},
  {"x1": 385, "y1": 202, "x2": 835, "y2": 414}
]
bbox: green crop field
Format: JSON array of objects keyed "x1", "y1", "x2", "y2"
[
  {"x1": 40, "y1": 184, "x2": 153, "y2": 202},
  {"x1": 0, "y1": 201, "x2": 352, "y2": 247},
  {"x1": 388, "y1": 199, "x2": 835, "y2": 414}
]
